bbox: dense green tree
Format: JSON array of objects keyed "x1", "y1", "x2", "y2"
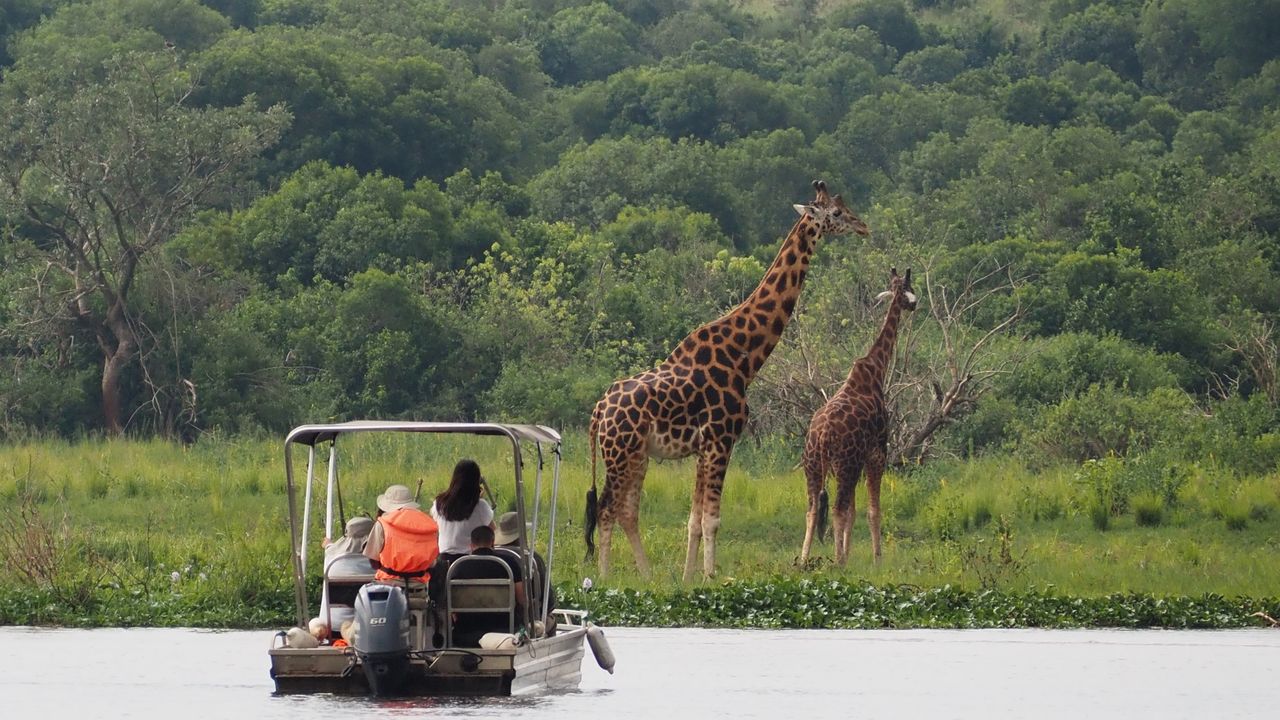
[
  {"x1": 540, "y1": 2, "x2": 644, "y2": 85},
  {"x1": 895, "y1": 45, "x2": 968, "y2": 86},
  {"x1": 1039, "y1": 4, "x2": 1140, "y2": 81},
  {"x1": 309, "y1": 268, "x2": 461, "y2": 418},
  {"x1": 0, "y1": 51, "x2": 287, "y2": 434},
  {"x1": 199, "y1": 0, "x2": 260, "y2": 27},
  {"x1": 1182, "y1": 0, "x2": 1280, "y2": 78},
  {"x1": 645, "y1": 7, "x2": 734, "y2": 59},
  {"x1": 526, "y1": 137, "x2": 738, "y2": 236},
  {"x1": 828, "y1": 0, "x2": 925, "y2": 55},
  {"x1": 196, "y1": 162, "x2": 457, "y2": 288},
  {"x1": 1003, "y1": 76, "x2": 1077, "y2": 126},
  {"x1": 3, "y1": 0, "x2": 230, "y2": 93},
  {"x1": 1024, "y1": 384, "x2": 1197, "y2": 460},
  {"x1": 0, "y1": 0, "x2": 62, "y2": 66},
  {"x1": 1135, "y1": 0, "x2": 1217, "y2": 108},
  {"x1": 818, "y1": 85, "x2": 992, "y2": 195},
  {"x1": 1171, "y1": 111, "x2": 1248, "y2": 171},
  {"x1": 195, "y1": 26, "x2": 524, "y2": 182}
]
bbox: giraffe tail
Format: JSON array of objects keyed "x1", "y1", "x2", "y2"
[
  {"x1": 817, "y1": 487, "x2": 829, "y2": 542},
  {"x1": 584, "y1": 405, "x2": 600, "y2": 560}
]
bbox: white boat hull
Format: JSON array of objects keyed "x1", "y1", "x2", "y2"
[{"x1": 269, "y1": 625, "x2": 587, "y2": 696}]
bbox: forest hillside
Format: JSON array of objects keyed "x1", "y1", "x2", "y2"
[{"x1": 0, "y1": 0, "x2": 1277, "y2": 478}]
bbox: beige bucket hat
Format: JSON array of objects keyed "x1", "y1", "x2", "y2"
[
  {"x1": 494, "y1": 511, "x2": 523, "y2": 546},
  {"x1": 376, "y1": 484, "x2": 419, "y2": 512}
]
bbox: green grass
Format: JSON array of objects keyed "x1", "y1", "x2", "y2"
[{"x1": 1, "y1": 436, "x2": 1278, "y2": 627}]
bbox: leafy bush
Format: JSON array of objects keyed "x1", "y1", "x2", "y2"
[
  {"x1": 1028, "y1": 386, "x2": 1198, "y2": 462},
  {"x1": 1190, "y1": 394, "x2": 1280, "y2": 474},
  {"x1": 1019, "y1": 486, "x2": 1066, "y2": 522},
  {"x1": 1089, "y1": 500, "x2": 1111, "y2": 531},
  {"x1": 1074, "y1": 452, "x2": 1189, "y2": 527},
  {"x1": 1224, "y1": 511, "x2": 1248, "y2": 531},
  {"x1": 1132, "y1": 493, "x2": 1164, "y2": 526}
]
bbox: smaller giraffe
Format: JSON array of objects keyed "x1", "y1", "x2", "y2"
[{"x1": 801, "y1": 267, "x2": 918, "y2": 566}]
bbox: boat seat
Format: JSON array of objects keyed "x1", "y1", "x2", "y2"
[
  {"x1": 320, "y1": 553, "x2": 376, "y2": 632},
  {"x1": 444, "y1": 555, "x2": 515, "y2": 648}
]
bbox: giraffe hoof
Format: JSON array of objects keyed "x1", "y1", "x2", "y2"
[{"x1": 793, "y1": 556, "x2": 828, "y2": 572}]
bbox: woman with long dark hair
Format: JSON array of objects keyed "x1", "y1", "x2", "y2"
[{"x1": 430, "y1": 459, "x2": 495, "y2": 560}]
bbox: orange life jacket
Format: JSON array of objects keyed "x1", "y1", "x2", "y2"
[{"x1": 374, "y1": 507, "x2": 439, "y2": 583}]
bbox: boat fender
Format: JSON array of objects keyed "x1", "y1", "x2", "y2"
[
  {"x1": 585, "y1": 622, "x2": 615, "y2": 674},
  {"x1": 308, "y1": 617, "x2": 330, "y2": 641},
  {"x1": 285, "y1": 626, "x2": 320, "y2": 648},
  {"x1": 479, "y1": 632, "x2": 519, "y2": 650}
]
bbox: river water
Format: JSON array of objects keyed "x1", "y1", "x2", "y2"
[{"x1": 1, "y1": 626, "x2": 1277, "y2": 719}]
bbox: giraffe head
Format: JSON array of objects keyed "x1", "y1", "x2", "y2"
[
  {"x1": 793, "y1": 180, "x2": 869, "y2": 237},
  {"x1": 875, "y1": 267, "x2": 918, "y2": 312}
]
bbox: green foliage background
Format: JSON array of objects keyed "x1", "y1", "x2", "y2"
[{"x1": 2, "y1": 0, "x2": 1277, "y2": 459}]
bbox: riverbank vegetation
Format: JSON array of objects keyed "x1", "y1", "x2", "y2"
[
  {"x1": 0, "y1": 0, "x2": 1277, "y2": 627},
  {"x1": 0, "y1": 436, "x2": 1275, "y2": 628}
]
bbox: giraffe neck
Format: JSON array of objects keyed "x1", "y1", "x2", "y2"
[
  {"x1": 847, "y1": 294, "x2": 904, "y2": 390},
  {"x1": 664, "y1": 214, "x2": 822, "y2": 384}
]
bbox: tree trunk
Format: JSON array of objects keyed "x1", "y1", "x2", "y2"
[
  {"x1": 101, "y1": 342, "x2": 135, "y2": 436},
  {"x1": 100, "y1": 306, "x2": 137, "y2": 436}
]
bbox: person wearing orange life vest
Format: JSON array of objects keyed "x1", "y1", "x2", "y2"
[{"x1": 362, "y1": 484, "x2": 439, "y2": 583}]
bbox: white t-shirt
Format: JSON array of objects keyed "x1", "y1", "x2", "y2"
[{"x1": 431, "y1": 499, "x2": 494, "y2": 555}]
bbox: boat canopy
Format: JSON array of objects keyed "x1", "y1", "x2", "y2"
[
  {"x1": 282, "y1": 420, "x2": 565, "y2": 631},
  {"x1": 285, "y1": 421, "x2": 562, "y2": 448}
]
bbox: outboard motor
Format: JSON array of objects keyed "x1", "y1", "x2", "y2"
[{"x1": 353, "y1": 583, "x2": 411, "y2": 695}]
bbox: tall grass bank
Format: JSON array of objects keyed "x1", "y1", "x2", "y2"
[{"x1": 1, "y1": 437, "x2": 1277, "y2": 629}]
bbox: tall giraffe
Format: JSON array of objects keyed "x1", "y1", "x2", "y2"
[
  {"x1": 800, "y1": 267, "x2": 917, "y2": 566},
  {"x1": 586, "y1": 180, "x2": 869, "y2": 581}
]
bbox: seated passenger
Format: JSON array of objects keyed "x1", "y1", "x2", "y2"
[
  {"x1": 449, "y1": 525, "x2": 525, "y2": 647},
  {"x1": 494, "y1": 511, "x2": 557, "y2": 633},
  {"x1": 363, "y1": 484, "x2": 439, "y2": 584},
  {"x1": 324, "y1": 515, "x2": 373, "y2": 564}
]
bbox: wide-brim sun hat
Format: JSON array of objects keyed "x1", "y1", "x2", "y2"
[
  {"x1": 376, "y1": 484, "x2": 419, "y2": 512},
  {"x1": 494, "y1": 511, "x2": 523, "y2": 546},
  {"x1": 345, "y1": 516, "x2": 374, "y2": 538}
]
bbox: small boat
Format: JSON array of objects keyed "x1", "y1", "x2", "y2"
[{"x1": 268, "y1": 421, "x2": 614, "y2": 696}]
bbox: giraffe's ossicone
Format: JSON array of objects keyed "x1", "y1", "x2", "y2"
[{"x1": 585, "y1": 181, "x2": 869, "y2": 581}]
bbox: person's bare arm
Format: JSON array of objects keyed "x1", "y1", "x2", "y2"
[{"x1": 513, "y1": 580, "x2": 527, "y2": 610}]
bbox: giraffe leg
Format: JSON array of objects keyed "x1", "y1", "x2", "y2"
[
  {"x1": 618, "y1": 453, "x2": 652, "y2": 576},
  {"x1": 833, "y1": 462, "x2": 861, "y2": 566},
  {"x1": 866, "y1": 450, "x2": 885, "y2": 563},
  {"x1": 799, "y1": 457, "x2": 824, "y2": 565},
  {"x1": 683, "y1": 475, "x2": 705, "y2": 582},
  {"x1": 619, "y1": 513, "x2": 651, "y2": 577},
  {"x1": 597, "y1": 514, "x2": 614, "y2": 578},
  {"x1": 596, "y1": 443, "x2": 645, "y2": 578},
  {"x1": 692, "y1": 443, "x2": 732, "y2": 580}
]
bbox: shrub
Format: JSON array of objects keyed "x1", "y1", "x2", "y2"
[
  {"x1": 1020, "y1": 486, "x2": 1065, "y2": 522},
  {"x1": 87, "y1": 473, "x2": 110, "y2": 499},
  {"x1": 1089, "y1": 500, "x2": 1111, "y2": 531},
  {"x1": 970, "y1": 499, "x2": 994, "y2": 529},
  {"x1": 1028, "y1": 386, "x2": 1199, "y2": 462},
  {"x1": 925, "y1": 502, "x2": 964, "y2": 541},
  {"x1": 1076, "y1": 454, "x2": 1129, "y2": 516},
  {"x1": 1132, "y1": 493, "x2": 1164, "y2": 527},
  {"x1": 1073, "y1": 452, "x2": 1189, "y2": 523}
]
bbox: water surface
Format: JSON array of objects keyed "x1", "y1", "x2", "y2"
[{"x1": 1, "y1": 626, "x2": 1276, "y2": 719}]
